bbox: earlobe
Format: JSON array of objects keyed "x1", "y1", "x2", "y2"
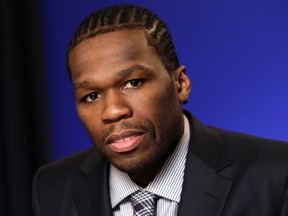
[{"x1": 174, "y1": 66, "x2": 191, "y2": 103}]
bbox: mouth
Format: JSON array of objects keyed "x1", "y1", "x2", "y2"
[{"x1": 106, "y1": 131, "x2": 144, "y2": 153}]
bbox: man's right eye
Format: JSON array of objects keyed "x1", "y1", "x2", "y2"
[{"x1": 82, "y1": 92, "x2": 103, "y2": 102}]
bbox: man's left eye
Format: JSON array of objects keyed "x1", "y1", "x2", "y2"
[{"x1": 123, "y1": 79, "x2": 142, "y2": 89}]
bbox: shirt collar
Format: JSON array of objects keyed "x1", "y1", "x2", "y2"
[{"x1": 109, "y1": 115, "x2": 190, "y2": 208}]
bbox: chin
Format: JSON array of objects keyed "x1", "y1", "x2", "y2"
[{"x1": 110, "y1": 152, "x2": 165, "y2": 175}]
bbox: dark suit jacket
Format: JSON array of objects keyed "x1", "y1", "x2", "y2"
[{"x1": 32, "y1": 112, "x2": 288, "y2": 215}]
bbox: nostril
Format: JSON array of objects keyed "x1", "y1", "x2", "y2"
[
  {"x1": 101, "y1": 104, "x2": 132, "y2": 123},
  {"x1": 102, "y1": 113, "x2": 131, "y2": 124}
]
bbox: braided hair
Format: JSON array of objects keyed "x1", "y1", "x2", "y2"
[{"x1": 67, "y1": 5, "x2": 179, "y2": 77}]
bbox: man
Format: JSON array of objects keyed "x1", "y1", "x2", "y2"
[{"x1": 33, "y1": 4, "x2": 288, "y2": 216}]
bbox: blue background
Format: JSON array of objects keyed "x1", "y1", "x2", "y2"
[{"x1": 40, "y1": 0, "x2": 288, "y2": 160}]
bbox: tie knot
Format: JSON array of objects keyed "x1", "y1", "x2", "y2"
[{"x1": 130, "y1": 190, "x2": 158, "y2": 216}]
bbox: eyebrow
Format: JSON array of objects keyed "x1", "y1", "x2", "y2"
[{"x1": 73, "y1": 65, "x2": 153, "y2": 91}]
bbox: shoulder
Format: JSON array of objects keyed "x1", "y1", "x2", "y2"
[
  {"x1": 186, "y1": 111, "x2": 288, "y2": 169},
  {"x1": 32, "y1": 148, "x2": 106, "y2": 215},
  {"x1": 211, "y1": 127, "x2": 288, "y2": 163},
  {"x1": 33, "y1": 148, "x2": 103, "y2": 190},
  {"x1": 186, "y1": 111, "x2": 288, "y2": 161},
  {"x1": 207, "y1": 127, "x2": 288, "y2": 187},
  {"x1": 185, "y1": 112, "x2": 288, "y2": 214}
]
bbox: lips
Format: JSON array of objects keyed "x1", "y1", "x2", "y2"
[{"x1": 106, "y1": 131, "x2": 144, "y2": 153}]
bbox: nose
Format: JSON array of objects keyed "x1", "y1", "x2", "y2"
[{"x1": 101, "y1": 90, "x2": 132, "y2": 123}]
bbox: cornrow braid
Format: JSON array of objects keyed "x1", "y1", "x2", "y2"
[{"x1": 67, "y1": 5, "x2": 179, "y2": 77}]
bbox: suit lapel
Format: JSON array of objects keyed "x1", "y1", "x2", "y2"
[
  {"x1": 178, "y1": 113, "x2": 234, "y2": 216},
  {"x1": 72, "y1": 152, "x2": 113, "y2": 216},
  {"x1": 178, "y1": 153, "x2": 233, "y2": 216}
]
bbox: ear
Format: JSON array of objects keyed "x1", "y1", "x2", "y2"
[{"x1": 173, "y1": 66, "x2": 191, "y2": 104}]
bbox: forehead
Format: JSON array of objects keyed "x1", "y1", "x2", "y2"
[{"x1": 68, "y1": 29, "x2": 164, "y2": 81}]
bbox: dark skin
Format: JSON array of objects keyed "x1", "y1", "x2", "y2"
[{"x1": 69, "y1": 29, "x2": 191, "y2": 187}]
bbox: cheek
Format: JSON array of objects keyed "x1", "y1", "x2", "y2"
[
  {"x1": 140, "y1": 82, "x2": 179, "y2": 112},
  {"x1": 76, "y1": 106, "x2": 100, "y2": 135},
  {"x1": 131, "y1": 82, "x2": 181, "y2": 125},
  {"x1": 76, "y1": 106, "x2": 89, "y2": 125}
]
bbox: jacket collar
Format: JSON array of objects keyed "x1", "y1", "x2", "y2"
[
  {"x1": 178, "y1": 111, "x2": 233, "y2": 216},
  {"x1": 185, "y1": 111, "x2": 233, "y2": 171},
  {"x1": 72, "y1": 151, "x2": 113, "y2": 216}
]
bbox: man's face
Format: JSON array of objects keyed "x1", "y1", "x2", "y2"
[{"x1": 69, "y1": 29, "x2": 190, "y2": 175}]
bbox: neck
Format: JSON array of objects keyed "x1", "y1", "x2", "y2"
[
  {"x1": 129, "y1": 115, "x2": 186, "y2": 188},
  {"x1": 129, "y1": 133, "x2": 183, "y2": 187},
  {"x1": 128, "y1": 159, "x2": 166, "y2": 187}
]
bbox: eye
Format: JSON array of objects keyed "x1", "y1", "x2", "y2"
[
  {"x1": 123, "y1": 79, "x2": 142, "y2": 89},
  {"x1": 82, "y1": 92, "x2": 103, "y2": 102}
]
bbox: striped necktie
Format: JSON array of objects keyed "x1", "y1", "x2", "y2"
[{"x1": 130, "y1": 190, "x2": 158, "y2": 216}]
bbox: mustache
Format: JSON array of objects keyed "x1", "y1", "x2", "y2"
[{"x1": 101, "y1": 121, "x2": 152, "y2": 143}]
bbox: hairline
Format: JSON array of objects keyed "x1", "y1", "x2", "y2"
[{"x1": 66, "y1": 26, "x2": 172, "y2": 80}]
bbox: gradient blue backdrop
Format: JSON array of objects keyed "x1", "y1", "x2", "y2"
[{"x1": 40, "y1": 0, "x2": 288, "y2": 160}]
